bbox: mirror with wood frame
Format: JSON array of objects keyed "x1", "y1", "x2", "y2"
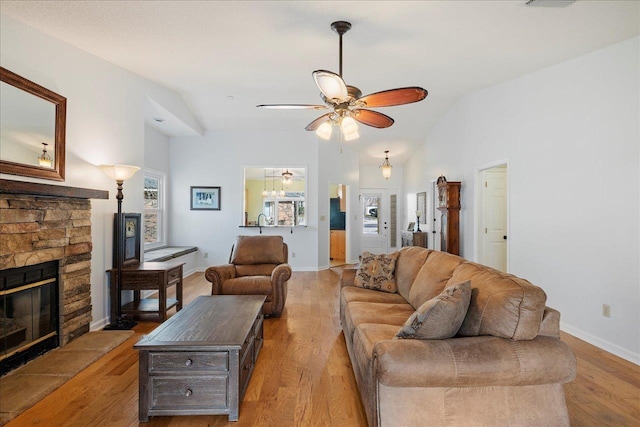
[{"x1": 0, "y1": 67, "x2": 66, "y2": 181}]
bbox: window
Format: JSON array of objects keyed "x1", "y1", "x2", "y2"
[
  {"x1": 263, "y1": 193, "x2": 305, "y2": 226},
  {"x1": 143, "y1": 170, "x2": 166, "y2": 249}
]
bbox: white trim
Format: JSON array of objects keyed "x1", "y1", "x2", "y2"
[{"x1": 561, "y1": 322, "x2": 640, "y2": 366}]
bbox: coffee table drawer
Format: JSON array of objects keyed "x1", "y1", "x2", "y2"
[
  {"x1": 150, "y1": 375, "x2": 228, "y2": 410},
  {"x1": 150, "y1": 352, "x2": 228, "y2": 372}
]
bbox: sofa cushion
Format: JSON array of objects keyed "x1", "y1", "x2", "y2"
[
  {"x1": 395, "y1": 247, "x2": 431, "y2": 301},
  {"x1": 343, "y1": 301, "x2": 415, "y2": 341},
  {"x1": 397, "y1": 280, "x2": 471, "y2": 339},
  {"x1": 222, "y1": 276, "x2": 272, "y2": 302},
  {"x1": 340, "y1": 286, "x2": 408, "y2": 320},
  {"x1": 230, "y1": 235, "x2": 285, "y2": 265},
  {"x1": 408, "y1": 251, "x2": 466, "y2": 309},
  {"x1": 355, "y1": 251, "x2": 400, "y2": 293},
  {"x1": 451, "y1": 262, "x2": 547, "y2": 340}
]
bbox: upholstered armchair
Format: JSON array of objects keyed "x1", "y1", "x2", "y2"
[{"x1": 205, "y1": 235, "x2": 292, "y2": 316}]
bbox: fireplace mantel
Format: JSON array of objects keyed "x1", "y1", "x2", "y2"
[{"x1": 0, "y1": 179, "x2": 108, "y2": 199}]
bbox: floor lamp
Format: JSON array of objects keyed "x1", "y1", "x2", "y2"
[{"x1": 101, "y1": 164, "x2": 140, "y2": 330}]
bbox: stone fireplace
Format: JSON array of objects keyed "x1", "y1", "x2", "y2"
[{"x1": 0, "y1": 179, "x2": 108, "y2": 371}]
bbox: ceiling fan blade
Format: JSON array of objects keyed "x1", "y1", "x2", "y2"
[
  {"x1": 256, "y1": 104, "x2": 327, "y2": 110},
  {"x1": 352, "y1": 109, "x2": 394, "y2": 129},
  {"x1": 358, "y1": 87, "x2": 428, "y2": 108},
  {"x1": 312, "y1": 70, "x2": 348, "y2": 102},
  {"x1": 305, "y1": 113, "x2": 332, "y2": 131}
]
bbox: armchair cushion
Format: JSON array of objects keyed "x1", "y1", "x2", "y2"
[
  {"x1": 230, "y1": 235, "x2": 286, "y2": 265},
  {"x1": 222, "y1": 276, "x2": 272, "y2": 299}
]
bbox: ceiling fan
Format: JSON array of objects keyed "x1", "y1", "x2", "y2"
[{"x1": 257, "y1": 21, "x2": 428, "y2": 141}]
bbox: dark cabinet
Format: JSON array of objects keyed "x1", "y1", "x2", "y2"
[
  {"x1": 401, "y1": 231, "x2": 428, "y2": 248},
  {"x1": 437, "y1": 179, "x2": 461, "y2": 255}
]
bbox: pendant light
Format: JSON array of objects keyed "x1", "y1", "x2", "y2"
[
  {"x1": 380, "y1": 150, "x2": 392, "y2": 179},
  {"x1": 262, "y1": 169, "x2": 268, "y2": 197},
  {"x1": 38, "y1": 143, "x2": 52, "y2": 168}
]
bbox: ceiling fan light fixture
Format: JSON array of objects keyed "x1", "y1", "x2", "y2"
[
  {"x1": 282, "y1": 169, "x2": 294, "y2": 183},
  {"x1": 316, "y1": 121, "x2": 333, "y2": 139},
  {"x1": 343, "y1": 129, "x2": 359, "y2": 141},
  {"x1": 380, "y1": 150, "x2": 392, "y2": 179},
  {"x1": 313, "y1": 70, "x2": 348, "y2": 102},
  {"x1": 341, "y1": 116, "x2": 358, "y2": 134},
  {"x1": 341, "y1": 116, "x2": 359, "y2": 140}
]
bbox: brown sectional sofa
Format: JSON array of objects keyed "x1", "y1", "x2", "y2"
[{"x1": 340, "y1": 247, "x2": 576, "y2": 427}]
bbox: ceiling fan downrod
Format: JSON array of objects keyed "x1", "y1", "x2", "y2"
[{"x1": 331, "y1": 21, "x2": 351, "y2": 77}]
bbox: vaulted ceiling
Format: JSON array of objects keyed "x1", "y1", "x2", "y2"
[{"x1": 2, "y1": 1, "x2": 638, "y2": 166}]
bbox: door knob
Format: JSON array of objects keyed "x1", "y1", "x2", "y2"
[{"x1": 503, "y1": 236, "x2": 508, "y2": 240}]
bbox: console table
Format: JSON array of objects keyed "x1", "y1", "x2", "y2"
[
  {"x1": 401, "y1": 231, "x2": 428, "y2": 248},
  {"x1": 135, "y1": 295, "x2": 265, "y2": 422},
  {"x1": 108, "y1": 260, "x2": 184, "y2": 322}
]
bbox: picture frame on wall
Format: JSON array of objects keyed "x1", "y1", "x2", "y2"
[
  {"x1": 114, "y1": 212, "x2": 141, "y2": 267},
  {"x1": 417, "y1": 192, "x2": 427, "y2": 220},
  {"x1": 190, "y1": 186, "x2": 221, "y2": 210}
]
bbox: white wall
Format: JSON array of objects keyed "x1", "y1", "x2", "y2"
[
  {"x1": 1, "y1": 15, "x2": 198, "y2": 329},
  {"x1": 404, "y1": 37, "x2": 640, "y2": 363},
  {"x1": 144, "y1": 125, "x2": 170, "y2": 172},
  {"x1": 168, "y1": 130, "x2": 322, "y2": 271}
]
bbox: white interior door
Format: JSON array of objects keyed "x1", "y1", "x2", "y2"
[
  {"x1": 360, "y1": 189, "x2": 389, "y2": 254},
  {"x1": 479, "y1": 166, "x2": 508, "y2": 271}
]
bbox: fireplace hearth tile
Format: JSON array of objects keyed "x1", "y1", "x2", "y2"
[
  {"x1": 15, "y1": 350, "x2": 104, "y2": 376},
  {"x1": 0, "y1": 330, "x2": 133, "y2": 424},
  {"x1": 0, "y1": 374, "x2": 66, "y2": 417},
  {"x1": 58, "y1": 330, "x2": 133, "y2": 353}
]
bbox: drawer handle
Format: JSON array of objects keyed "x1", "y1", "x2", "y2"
[
  {"x1": 185, "y1": 358, "x2": 193, "y2": 367},
  {"x1": 185, "y1": 389, "x2": 193, "y2": 397}
]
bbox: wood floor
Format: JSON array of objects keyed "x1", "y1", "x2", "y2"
[{"x1": 7, "y1": 271, "x2": 640, "y2": 427}]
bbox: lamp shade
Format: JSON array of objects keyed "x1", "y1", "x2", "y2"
[
  {"x1": 313, "y1": 70, "x2": 348, "y2": 101},
  {"x1": 341, "y1": 116, "x2": 358, "y2": 134},
  {"x1": 100, "y1": 164, "x2": 140, "y2": 182},
  {"x1": 316, "y1": 121, "x2": 333, "y2": 140}
]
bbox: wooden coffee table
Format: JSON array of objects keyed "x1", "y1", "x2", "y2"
[{"x1": 134, "y1": 295, "x2": 265, "y2": 422}]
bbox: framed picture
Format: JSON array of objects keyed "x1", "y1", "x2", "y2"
[
  {"x1": 417, "y1": 192, "x2": 427, "y2": 219},
  {"x1": 113, "y1": 212, "x2": 141, "y2": 267},
  {"x1": 407, "y1": 222, "x2": 415, "y2": 231},
  {"x1": 190, "y1": 186, "x2": 221, "y2": 210}
]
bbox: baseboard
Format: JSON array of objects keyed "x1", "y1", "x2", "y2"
[
  {"x1": 90, "y1": 317, "x2": 109, "y2": 331},
  {"x1": 560, "y1": 322, "x2": 640, "y2": 365}
]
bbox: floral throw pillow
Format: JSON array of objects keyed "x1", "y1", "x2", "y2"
[
  {"x1": 396, "y1": 280, "x2": 471, "y2": 339},
  {"x1": 354, "y1": 251, "x2": 399, "y2": 293}
]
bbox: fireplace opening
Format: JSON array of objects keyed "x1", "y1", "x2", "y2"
[{"x1": 1, "y1": 261, "x2": 59, "y2": 376}]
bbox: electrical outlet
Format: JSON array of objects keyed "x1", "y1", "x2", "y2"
[
  {"x1": 602, "y1": 304, "x2": 610, "y2": 318},
  {"x1": 291, "y1": 252, "x2": 296, "y2": 258},
  {"x1": 204, "y1": 252, "x2": 209, "y2": 259}
]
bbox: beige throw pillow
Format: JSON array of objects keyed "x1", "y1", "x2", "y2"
[
  {"x1": 396, "y1": 280, "x2": 471, "y2": 339},
  {"x1": 354, "y1": 251, "x2": 399, "y2": 293}
]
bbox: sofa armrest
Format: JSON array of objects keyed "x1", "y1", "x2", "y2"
[
  {"x1": 271, "y1": 263, "x2": 292, "y2": 286},
  {"x1": 339, "y1": 268, "x2": 358, "y2": 288},
  {"x1": 204, "y1": 264, "x2": 236, "y2": 294},
  {"x1": 373, "y1": 335, "x2": 576, "y2": 388},
  {"x1": 538, "y1": 306, "x2": 561, "y2": 338}
]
